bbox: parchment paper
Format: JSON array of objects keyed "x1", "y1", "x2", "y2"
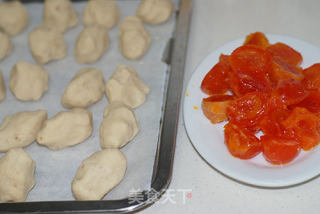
[{"x1": 0, "y1": 0, "x2": 178, "y2": 201}]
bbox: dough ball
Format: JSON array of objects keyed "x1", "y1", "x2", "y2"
[
  {"x1": 82, "y1": 0, "x2": 120, "y2": 30},
  {"x1": 0, "y1": 148, "x2": 35, "y2": 202},
  {"x1": 29, "y1": 26, "x2": 67, "y2": 64},
  {"x1": 136, "y1": 0, "x2": 174, "y2": 24},
  {"x1": 75, "y1": 25, "x2": 110, "y2": 64},
  {"x1": 0, "y1": 1, "x2": 29, "y2": 36},
  {"x1": 119, "y1": 16, "x2": 151, "y2": 60},
  {"x1": 0, "y1": 110, "x2": 47, "y2": 152},
  {"x1": 0, "y1": 70, "x2": 6, "y2": 102},
  {"x1": 9, "y1": 61, "x2": 49, "y2": 101},
  {"x1": 62, "y1": 68, "x2": 105, "y2": 108},
  {"x1": 72, "y1": 149, "x2": 126, "y2": 200},
  {"x1": 105, "y1": 65, "x2": 150, "y2": 108},
  {"x1": 37, "y1": 108, "x2": 93, "y2": 150},
  {"x1": 42, "y1": 0, "x2": 78, "y2": 33},
  {"x1": 100, "y1": 102, "x2": 139, "y2": 149},
  {"x1": 0, "y1": 32, "x2": 12, "y2": 61}
]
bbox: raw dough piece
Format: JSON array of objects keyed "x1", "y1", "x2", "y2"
[
  {"x1": 119, "y1": 16, "x2": 151, "y2": 60},
  {"x1": 0, "y1": 1, "x2": 29, "y2": 36},
  {"x1": 0, "y1": 70, "x2": 5, "y2": 101},
  {"x1": 75, "y1": 25, "x2": 110, "y2": 64},
  {"x1": 29, "y1": 26, "x2": 67, "y2": 64},
  {"x1": 72, "y1": 149, "x2": 126, "y2": 200},
  {"x1": 62, "y1": 68, "x2": 105, "y2": 108},
  {"x1": 0, "y1": 110, "x2": 47, "y2": 152},
  {"x1": 0, "y1": 32, "x2": 12, "y2": 61},
  {"x1": 100, "y1": 102, "x2": 139, "y2": 149},
  {"x1": 0, "y1": 148, "x2": 35, "y2": 202},
  {"x1": 105, "y1": 65, "x2": 150, "y2": 108},
  {"x1": 9, "y1": 61, "x2": 49, "y2": 101},
  {"x1": 82, "y1": 0, "x2": 120, "y2": 30},
  {"x1": 136, "y1": 0, "x2": 175, "y2": 24},
  {"x1": 37, "y1": 109, "x2": 93, "y2": 150},
  {"x1": 42, "y1": 0, "x2": 78, "y2": 33}
]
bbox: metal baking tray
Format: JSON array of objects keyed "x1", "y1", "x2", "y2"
[{"x1": 0, "y1": 0, "x2": 192, "y2": 213}]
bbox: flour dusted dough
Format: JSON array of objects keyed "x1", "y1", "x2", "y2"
[
  {"x1": 0, "y1": 148, "x2": 35, "y2": 202},
  {"x1": 119, "y1": 16, "x2": 151, "y2": 60},
  {"x1": 82, "y1": 0, "x2": 120, "y2": 30},
  {"x1": 37, "y1": 109, "x2": 93, "y2": 150},
  {"x1": 75, "y1": 25, "x2": 110, "y2": 64},
  {"x1": 9, "y1": 61, "x2": 49, "y2": 101},
  {"x1": 0, "y1": 70, "x2": 5, "y2": 102},
  {"x1": 100, "y1": 102, "x2": 139, "y2": 149},
  {"x1": 29, "y1": 26, "x2": 67, "y2": 64},
  {"x1": 105, "y1": 65, "x2": 150, "y2": 108},
  {"x1": 62, "y1": 68, "x2": 105, "y2": 108},
  {"x1": 72, "y1": 149, "x2": 126, "y2": 200},
  {"x1": 136, "y1": 0, "x2": 174, "y2": 24},
  {"x1": 43, "y1": 0, "x2": 78, "y2": 33},
  {"x1": 0, "y1": 110, "x2": 47, "y2": 152},
  {"x1": 0, "y1": 32, "x2": 12, "y2": 61},
  {"x1": 0, "y1": 1, "x2": 29, "y2": 36}
]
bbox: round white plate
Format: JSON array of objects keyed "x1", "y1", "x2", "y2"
[{"x1": 183, "y1": 35, "x2": 320, "y2": 187}]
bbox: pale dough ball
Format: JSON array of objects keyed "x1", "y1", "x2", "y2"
[
  {"x1": 82, "y1": 0, "x2": 120, "y2": 30},
  {"x1": 105, "y1": 65, "x2": 150, "y2": 108},
  {"x1": 0, "y1": 1, "x2": 29, "y2": 36},
  {"x1": 75, "y1": 25, "x2": 110, "y2": 64},
  {"x1": 37, "y1": 108, "x2": 93, "y2": 150},
  {"x1": 62, "y1": 68, "x2": 105, "y2": 108},
  {"x1": 0, "y1": 148, "x2": 35, "y2": 202},
  {"x1": 0, "y1": 70, "x2": 5, "y2": 102},
  {"x1": 136, "y1": 0, "x2": 174, "y2": 24},
  {"x1": 9, "y1": 61, "x2": 49, "y2": 101},
  {"x1": 29, "y1": 26, "x2": 67, "y2": 64},
  {"x1": 100, "y1": 102, "x2": 139, "y2": 149},
  {"x1": 0, "y1": 110, "x2": 47, "y2": 152},
  {"x1": 42, "y1": 0, "x2": 78, "y2": 33},
  {"x1": 0, "y1": 32, "x2": 12, "y2": 61},
  {"x1": 72, "y1": 149, "x2": 126, "y2": 200},
  {"x1": 119, "y1": 16, "x2": 151, "y2": 60}
]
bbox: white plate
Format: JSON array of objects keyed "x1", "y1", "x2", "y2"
[{"x1": 183, "y1": 35, "x2": 320, "y2": 187}]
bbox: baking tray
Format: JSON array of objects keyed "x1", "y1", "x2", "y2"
[{"x1": 0, "y1": 0, "x2": 192, "y2": 213}]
